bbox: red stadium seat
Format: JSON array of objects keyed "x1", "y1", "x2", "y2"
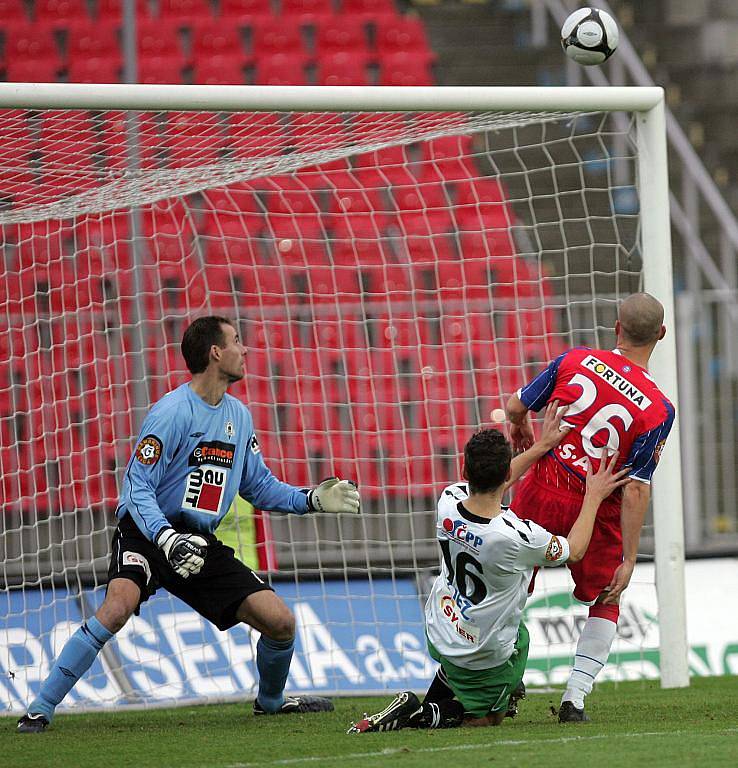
[
  {"x1": 192, "y1": 58, "x2": 246, "y2": 84},
  {"x1": 330, "y1": 237, "x2": 385, "y2": 267},
  {"x1": 67, "y1": 57, "x2": 121, "y2": 83},
  {"x1": 75, "y1": 211, "x2": 130, "y2": 255},
  {"x1": 266, "y1": 212, "x2": 324, "y2": 247},
  {"x1": 281, "y1": 0, "x2": 333, "y2": 26},
  {"x1": 137, "y1": 19, "x2": 185, "y2": 64},
  {"x1": 316, "y1": 52, "x2": 370, "y2": 86},
  {"x1": 378, "y1": 51, "x2": 434, "y2": 86},
  {"x1": 375, "y1": 16, "x2": 434, "y2": 59},
  {"x1": 140, "y1": 198, "x2": 193, "y2": 238},
  {"x1": 35, "y1": 0, "x2": 90, "y2": 29},
  {"x1": 315, "y1": 15, "x2": 369, "y2": 57},
  {"x1": 67, "y1": 22, "x2": 121, "y2": 65},
  {"x1": 5, "y1": 25, "x2": 60, "y2": 65},
  {"x1": 39, "y1": 113, "x2": 98, "y2": 174},
  {"x1": 0, "y1": 0, "x2": 29, "y2": 24},
  {"x1": 191, "y1": 22, "x2": 246, "y2": 63},
  {"x1": 417, "y1": 134, "x2": 478, "y2": 182},
  {"x1": 227, "y1": 112, "x2": 288, "y2": 159},
  {"x1": 158, "y1": 0, "x2": 213, "y2": 25},
  {"x1": 96, "y1": 0, "x2": 149, "y2": 21},
  {"x1": 391, "y1": 181, "x2": 452, "y2": 235},
  {"x1": 5, "y1": 59, "x2": 61, "y2": 82},
  {"x1": 220, "y1": 0, "x2": 272, "y2": 25},
  {"x1": 251, "y1": 18, "x2": 306, "y2": 59},
  {"x1": 289, "y1": 112, "x2": 350, "y2": 152},
  {"x1": 163, "y1": 112, "x2": 225, "y2": 167},
  {"x1": 325, "y1": 183, "x2": 394, "y2": 238},
  {"x1": 326, "y1": 184, "x2": 384, "y2": 217},
  {"x1": 0, "y1": 130, "x2": 35, "y2": 204},
  {"x1": 200, "y1": 183, "x2": 263, "y2": 233},
  {"x1": 454, "y1": 178, "x2": 514, "y2": 232},
  {"x1": 137, "y1": 56, "x2": 185, "y2": 84},
  {"x1": 99, "y1": 111, "x2": 162, "y2": 170},
  {"x1": 339, "y1": 0, "x2": 397, "y2": 23},
  {"x1": 353, "y1": 145, "x2": 417, "y2": 187},
  {"x1": 253, "y1": 53, "x2": 308, "y2": 86}
]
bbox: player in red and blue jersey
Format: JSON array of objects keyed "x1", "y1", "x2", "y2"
[{"x1": 506, "y1": 293, "x2": 675, "y2": 723}]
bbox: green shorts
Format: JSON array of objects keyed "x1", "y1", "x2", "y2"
[{"x1": 427, "y1": 623, "x2": 530, "y2": 719}]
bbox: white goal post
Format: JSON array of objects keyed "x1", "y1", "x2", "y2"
[{"x1": 0, "y1": 84, "x2": 688, "y2": 706}]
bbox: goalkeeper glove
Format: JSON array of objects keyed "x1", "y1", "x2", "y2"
[
  {"x1": 156, "y1": 528, "x2": 208, "y2": 579},
  {"x1": 308, "y1": 478, "x2": 360, "y2": 514}
]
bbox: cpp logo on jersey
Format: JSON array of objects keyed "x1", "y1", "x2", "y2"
[
  {"x1": 441, "y1": 518, "x2": 483, "y2": 552},
  {"x1": 545, "y1": 535, "x2": 564, "y2": 561},
  {"x1": 135, "y1": 435, "x2": 162, "y2": 466}
]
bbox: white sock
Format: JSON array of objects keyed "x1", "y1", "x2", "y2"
[{"x1": 561, "y1": 616, "x2": 617, "y2": 709}]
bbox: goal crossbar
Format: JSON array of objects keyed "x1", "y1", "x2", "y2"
[{"x1": 0, "y1": 84, "x2": 665, "y2": 113}]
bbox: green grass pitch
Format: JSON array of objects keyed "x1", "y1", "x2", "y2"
[{"x1": 3, "y1": 677, "x2": 736, "y2": 768}]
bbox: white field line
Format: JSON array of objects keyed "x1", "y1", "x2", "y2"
[{"x1": 219, "y1": 727, "x2": 738, "y2": 768}]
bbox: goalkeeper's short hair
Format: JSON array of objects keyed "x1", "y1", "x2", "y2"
[
  {"x1": 181, "y1": 315, "x2": 235, "y2": 374},
  {"x1": 463, "y1": 428, "x2": 512, "y2": 495}
]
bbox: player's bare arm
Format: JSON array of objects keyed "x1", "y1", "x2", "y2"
[
  {"x1": 505, "y1": 393, "x2": 535, "y2": 451},
  {"x1": 602, "y1": 479, "x2": 651, "y2": 604},
  {"x1": 567, "y1": 452, "x2": 631, "y2": 562},
  {"x1": 504, "y1": 401, "x2": 570, "y2": 492}
]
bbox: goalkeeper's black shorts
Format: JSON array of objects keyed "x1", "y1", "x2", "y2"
[{"x1": 107, "y1": 513, "x2": 273, "y2": 630}]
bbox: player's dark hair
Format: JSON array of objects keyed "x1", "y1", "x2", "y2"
[
  {"x1": 463, "y1": 428, "x2": 513, "y2": 494},
  {"x1": 181, "y1": 316, "x2": 234, "y2": 374}
]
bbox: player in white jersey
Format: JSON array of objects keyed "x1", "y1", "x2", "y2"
[{"x1": 349, "y1": 402, "x2": 629, "y2": 733}]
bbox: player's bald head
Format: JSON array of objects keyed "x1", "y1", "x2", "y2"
[{"x1": 617, "y1": 293, "x2": 664, "y2": 347}]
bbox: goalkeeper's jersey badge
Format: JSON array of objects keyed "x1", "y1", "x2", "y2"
[{"x1": 225, "y1": 420, "x2": 235, "y2": 438}]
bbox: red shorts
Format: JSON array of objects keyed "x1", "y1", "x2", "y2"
[{"x1": 510, "y1": 475, "x2": 623, "y2": 603}]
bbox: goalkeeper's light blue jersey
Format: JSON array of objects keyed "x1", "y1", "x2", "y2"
[{"x1": 116, "y1": 383, "x2": 309, "y2": 542}]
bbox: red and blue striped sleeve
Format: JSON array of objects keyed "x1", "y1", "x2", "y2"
[{"x1": 518, "y1": 351, "x2": 569, "y2": 412}]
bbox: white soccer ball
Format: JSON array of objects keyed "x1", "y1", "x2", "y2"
[{"x1": 560, "y1": 7, "x2": 619, "y2": 66}]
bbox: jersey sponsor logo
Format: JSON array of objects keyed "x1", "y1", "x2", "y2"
[
  {"x1": 555, "y1": 442, "x2": 592, "y2": 471},
  {"x1": 189, "y1": 441, "x2": 236, "y2": 469},
  {"x1": 249, "y1": 435, "x2": 261, "y2": 455},
  {"x1": 443, "y1": 484, "x2": 468, "y2": 502},
  {"x1": 122, "y1": 551, "x2": 152, "y2": 583},
  {"x1": 439, "y1": 594, "x2": 479, "y2": 644},
  {"x1": 545, "y1": 535, "x2": 564, "y2": 561},
  {"x1": 182, "y1": 467, "x2": 227, "y2": 515},
  {"x1": 135, "y1": 435, "x2": 162, "y2": 466},
  {"x1": 441, "y1": 518, "x2": 483, "y2": 552},
  {"x1": 581, "y1": 355, "x2": 652, "y2": 410}
]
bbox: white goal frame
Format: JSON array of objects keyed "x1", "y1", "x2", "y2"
[{"x1": 0, "y1": 83, "x2": 688, "y2": 689}]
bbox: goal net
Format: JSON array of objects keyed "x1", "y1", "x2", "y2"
[{"x1": 0, "y1": 86, "x2": 685, "y2": 713}]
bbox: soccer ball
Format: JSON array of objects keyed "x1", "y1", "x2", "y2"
[{"x1": 560, "y1": 7, "x2": 619, "y2": 66}]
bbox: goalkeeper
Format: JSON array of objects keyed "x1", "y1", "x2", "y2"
[
  {"x1": 18, "y1": 316, "x2": 360, "y2": 733},
  {"x1": 349, "y1": 403, "x2": 628, "y2": 733}
]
